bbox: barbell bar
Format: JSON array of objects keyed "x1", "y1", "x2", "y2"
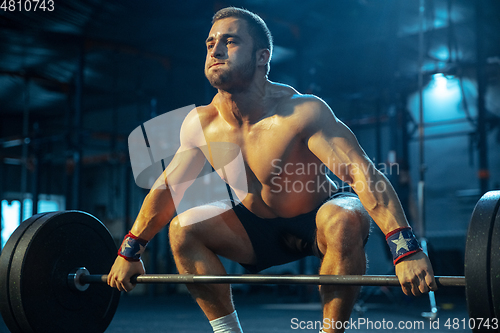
[
  {"x1": 0, "y1": 190, "x2": 498, "y2": 333},
  {"x1": 70, "y1": 267, "x2": 466, "y2": 288}
]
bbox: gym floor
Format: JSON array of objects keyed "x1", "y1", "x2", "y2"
[{"x1": 0, "y1": 287, "x2": 472, "y2": 332}]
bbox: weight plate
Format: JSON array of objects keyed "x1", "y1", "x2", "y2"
[
  {"x1": 465, "y1": 190, "x2": 499, "y2": 332},
  {"x1": 0, "y1": 213, "x2": 47, "y2": 333},
  {"x1": 6, "y1": 211, "x2": 120, "y2": 333},
  {"x1": 490, "y1": 193, "x2": 500, "y2": 327}
]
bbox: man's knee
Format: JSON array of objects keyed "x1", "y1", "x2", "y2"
[
  {"x1": 169, "y1": 205, "x2": 236, "y2": 255},
  {"x1": 169, "y1": 211, "x2": 202, "y2": 255},
  {"x1": 316, "y1": 199, "x2": 371, "y2": 252}
]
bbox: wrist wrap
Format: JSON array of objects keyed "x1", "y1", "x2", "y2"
[
  {"x1": 118, "y1": 232, "x2": 148, "y2": 262},
  {"x1": 385, "y1": 227, "x2": 422, "y2": 265}
]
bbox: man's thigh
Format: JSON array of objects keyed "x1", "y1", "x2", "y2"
[{"x1": 171, "y1": 201, "x2": 257, "y2": 265}]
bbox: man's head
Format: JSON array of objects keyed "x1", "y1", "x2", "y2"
[
  {"x1": 204, "y1": 7, "x2": 273, "y2": 92},
  {"x1": 212, "y1": 7, "x2": 273, "y2": 75}
]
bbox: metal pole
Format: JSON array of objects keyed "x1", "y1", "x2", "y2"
[
  {"x1": 79, "y1": 273, "x2": 466, "y2": 288},
  {"x1": 417, "y1": 0, "x2": 438, "y2": 320},
  {"x1": 71, "y1": 42, "x2": 84, "y2": 210},
  {"x1": 31, "y1": 145, "x2": 39, "y2": 216},
  {"x1": 417, "y1": 0, "x2": 426, "y2": 238},
  {"x1": 20, "y1": 77, "x2": 30, "y2": 222},
  {"x1": 475, "y1": 0, "x2": 489, "y2": 195}
]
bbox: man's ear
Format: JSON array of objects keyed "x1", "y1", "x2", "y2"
[{"x1": 256, "y1": 49, "x2": 271, "y2": 67}]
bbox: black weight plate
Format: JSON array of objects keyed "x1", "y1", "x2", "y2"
[
  {"x1": 465, "y1": 190, "x2": 499, "y2": 332},
  {"x1": 491, "y1": 194, "x2": 500, "y2": 326},
  {"x1": 7, "y1": 211, "x2": 120, "y2": 333},
  {"x1": 0, "y1": 213, "x2": 47, "y2": 333}
]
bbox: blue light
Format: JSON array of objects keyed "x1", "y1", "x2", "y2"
[
  {"x1": 431, "y1": 73, "x2": 449, "y2": 93},
  {"x1": 430, "y1": 45, "x2": 450, "y2": 62},
  {"x1": 408, "y1": 72, "x2": 466, "y2": 124},
  {"x1": 422, "y1": 73, "x2": 463, "y2": 122}
]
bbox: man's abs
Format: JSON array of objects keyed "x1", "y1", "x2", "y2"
[{"x1": 238, "y1": 173, "x2": 337, "y2": 219}]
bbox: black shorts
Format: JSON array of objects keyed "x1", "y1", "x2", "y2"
[{"x1": 233, "y1": 188, "x2": 358, "y2": 273}]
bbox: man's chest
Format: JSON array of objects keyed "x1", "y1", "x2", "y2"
[{"x1": 201, "y1": 118, "x2": 308, "y2": 183}]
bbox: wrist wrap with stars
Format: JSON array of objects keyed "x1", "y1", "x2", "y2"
[
  {"x1": 385, "y1": 227, "x2": 422, "y2": 265},
  {"x1": 118, "y1": 232, "x2": 148, "y2": 262}
]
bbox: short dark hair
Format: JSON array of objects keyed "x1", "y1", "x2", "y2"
[{"x1": 212, "y1": 7, "x2": 273, "y2": 74}]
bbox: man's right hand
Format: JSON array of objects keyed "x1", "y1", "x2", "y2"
[{"x1": 107, "y1": 256, "x2": 145, "y2": 292}]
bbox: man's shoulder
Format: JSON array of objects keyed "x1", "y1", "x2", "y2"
[
  {"x1": 290, "y1": 94, "x2": 328, "y2": 111},
  {"x1": 269, "y1": 83, "x2": 340, "y2": 136},
  {"x1": 269, "y1": 82, "x2": 330, "y2": 112},
  {"x1": 276, "y1": 94, "x2": 332, "y2": 124}
]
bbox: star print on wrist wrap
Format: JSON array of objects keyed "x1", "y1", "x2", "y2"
[
  {"x1": 118, "y1": 232, "x2": 148, "y2": 262},
  {"x1": 385, "y1": 227, "x2": 422, "y2": 265}
]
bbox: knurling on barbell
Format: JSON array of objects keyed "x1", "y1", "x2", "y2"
[{"x1": 0, "y1": 191, "x2": 499, "y2": 333}]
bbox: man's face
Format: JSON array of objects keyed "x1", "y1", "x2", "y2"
[{"x1": 205, "y1": 18, "x2": 256, "y2": 91}]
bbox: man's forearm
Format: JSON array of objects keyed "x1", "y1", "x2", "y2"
[
  {"x1": 130, "y1": 186, "x2": 177, "y2": 241},
  {"x1": 355, "y1": 169, "x2": 410, "y2": 235}
]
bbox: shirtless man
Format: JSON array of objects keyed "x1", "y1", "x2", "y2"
[{"x1": 107, "y1": 7, "x2": 437, "y2": 333}]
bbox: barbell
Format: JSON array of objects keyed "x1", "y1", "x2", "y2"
[{"x1": 0, "y1": 190, "x2": 498, "y2": 333}]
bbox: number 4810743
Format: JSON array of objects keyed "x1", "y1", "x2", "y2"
[{"x1": 1, "y1": 0, "x2": 55, "y2": 12}]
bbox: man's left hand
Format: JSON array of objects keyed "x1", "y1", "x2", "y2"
[{"x1": 395, "y1": 251, "x2": 438, "y2": 296}]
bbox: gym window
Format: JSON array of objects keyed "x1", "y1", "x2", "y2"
[{"x1": 0, "y1": 194, "x2": 65, "y2": 249}]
